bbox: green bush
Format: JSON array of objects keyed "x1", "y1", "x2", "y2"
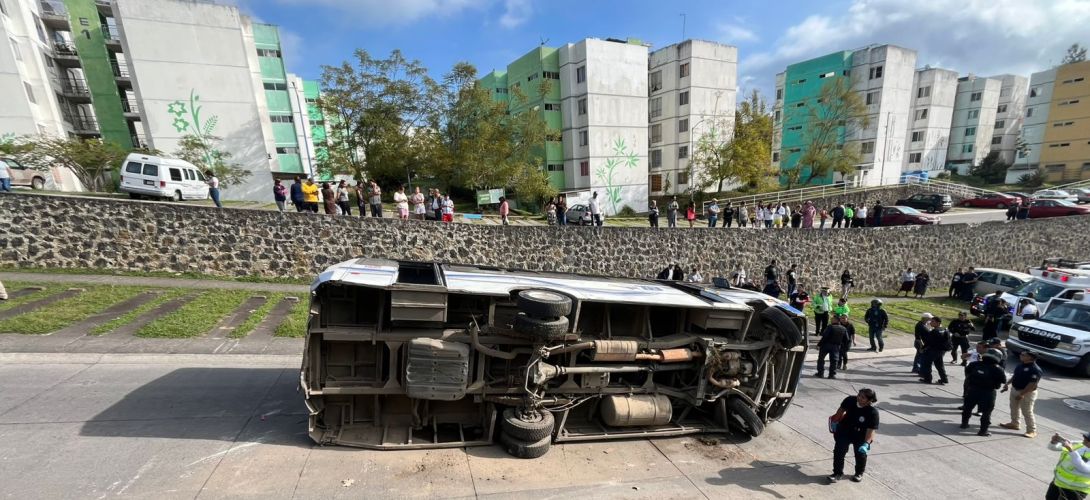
[
  {"x1": 617, "y1": 206, "x2": 638, "y2": 217},
  {"x1": 1018, "y1": 171, "x2": 1045, "y2": 188}
]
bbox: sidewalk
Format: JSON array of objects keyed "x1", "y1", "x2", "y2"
[{"x1": 0, "y1": 272, "x2": 309, "y2": 293}]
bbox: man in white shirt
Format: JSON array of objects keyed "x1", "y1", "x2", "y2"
[
  {"x1": 589, "y1": 191, "x2": 602, "y2": 228},
  {"x1": 0, "y1": 158, "x2": 13, "y2": 192},
  {"x1": 855, "y1": 205, "x2": 868, "y2": 228}
]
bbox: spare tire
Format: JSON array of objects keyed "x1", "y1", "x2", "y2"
[
  {"x1": 760, "y1": 307, "x2": 804, "y2": 348},
  {"x1": 501, "y1": 408, "x2": 555, "y2": 442},
  {"x1": 726, "y1": 396, "x2": 765, "y2": 438},
  {"x1": 517, "y1": 289, "x2": 572, "y2": 318},
  {"x1": 513, "y1": 313, "x2": 569, "y2": 338},
  {"x1": 499, "y1": 431, "x2": 551, "y2": 459}
]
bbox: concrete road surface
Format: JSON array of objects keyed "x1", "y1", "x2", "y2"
[{"x1": 1, "y1": 350, "x2": 1087, "y2": 499}]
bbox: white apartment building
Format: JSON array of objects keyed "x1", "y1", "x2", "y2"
[
  {"x1": 1010, "y1": 69, "x2": 1056, "y2": 180},
  {"x1": 946, "y1": 76, "x2": 1001, "y2": 173},
  {"x1": 559, "y1": 37, "x2": 649, "y2": 215},
  {"x1": 646, "y1": 39, "x2": 737, "y2": 195},
  {"x1": 903, "y1": 67, "x2": 957, "y2": 173},
  {"x1": 990, "y1": 74, "x2": 1029, "y2": 165},
  {"x1": 848, "y1": 44, "x2": 917, "y2": 187}
]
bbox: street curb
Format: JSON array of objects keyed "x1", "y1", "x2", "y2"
[{"x1": 0, "y1": 352, "x2": 300, "y2": 366}]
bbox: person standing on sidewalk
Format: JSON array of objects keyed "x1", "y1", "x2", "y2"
[
  {"x1": 1000, "y1": 351, "x2": 1043, "y2": 438},
  {"x1": 411, "y1": 187, "x2": 426, "y2": 221},
  {"x1": 368, "y1": 181, "x2": 383, "y2": 217},
  {"x1": 272, "y1": 179, "x2": 287, "y2": 212},
  {"x1": 667, "y1": 196, "x2": 679, "y2": 228},
  {"x1": 948, "y1": 312, "x2": 975, "y2": 365},
  {"x1": 706, "y1": 199, "x2": 720, "y2": 228},
  {"x1": 648, "y1": 200, "x2": 660, "y2": 227},
  {"x1": 590, "y1": 191, "x2": 603, "y2": 228},
  {"x1": 786, "y1": 264, "x2": 799, "y2": 297},
  {"x1": 949, "y1": 267, "x2": 965, "y2": 298},
  {"x1": 838, "y1": 314, "x2": 856, "y2": 370},
  {"x1": 816, "y1": 314, "x2": 847, "y2": 379},
  {"x1": 736, "y1": 202, "x2": 749, "y2": 227},
  {"x1": 911, "y1": 312, "x2": 933, "y2": 374},
  {"x1": 1046, "y1": 432, "x2": 1090, "y2": 499},
  {"x1": 918, "y1": 316, "x2": 950, "y2": 385},
  {"x1": 204, "y1": 170, "x2": 222, "y2": 208},
  {"x1": 833, "y1": 297, "x2": 851, "y2": 318},
  {"x1": 290, "y1": 177, "x2": 305, "y2": 212},
  {"x1": 961, "y1": 348, "x2": 1007, "y2": 437},
  {"x1": 499, "y1": 196, "x2": 510, "y2": 225},
  {"x1": 812, "y1": 287, "x2": 833, "y2": 337},
  {"x1": 722, "y1": 202, "x2": 735, "y2": 228},
  {"x1": 840, "y1": 269, "x2": 854, "y2": 299},
  {"x1": 336, "y1": 180, "x2": 352, "y2": 216},
  {"x1": 0, "y1": 157, "x2": 12, "y2": 192},
  {"x1": 864, "y1": 299, "x2": 888, "y2": 352},
  {"x1": 827, "y1": 388, "x2": 879, "y2": 484}
]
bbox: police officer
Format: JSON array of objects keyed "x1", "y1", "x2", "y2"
[
  {"x1": 816, "y1": 313, "x2": 847, "y2": 379},
  {"x1": 912, "y1": 312, "x2": 933, "y2": 373},
  {"x1": 827, "y1": 388, "x2": 880, "y2": 484},
  {"x1": 838, "y1": 314, "x2": 856, "y2": 370},
  {"x1": 948, "y1": 311, "x2": 975, "y2": 365},
  {"x1": 961, "y1": 348, "x2": 1007, "y2": 436},
  {"x1": 918, "y1": 316, "x2": 951, "y2": 385},
  {"x1": 864, "y1": 299, "x2": 889, "y2": 352},
  {"x1": 1047, "y1": 431, "x2": 1090, "y2": 499}
]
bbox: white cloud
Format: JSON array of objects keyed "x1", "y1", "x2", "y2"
[
  {"x1": 716, "y1": 21, "x2": 758, "y2": 43},
  {"x1": 499, "y1": 0, "x2": 532, "y2": 28},
  {"x1": 740, "y1": 0, "x2": 1090, "y2": 97},
  {"x1": 273, "y1": 0, "x2": 491, "y2": 25}
]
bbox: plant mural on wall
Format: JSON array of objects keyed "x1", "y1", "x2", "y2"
[
  {"x1": 167, "y1": 89, "x2": 220, "y2": 165},
  {"x1": 595, "y1": 137, "x2": 640, "y2": 214}
]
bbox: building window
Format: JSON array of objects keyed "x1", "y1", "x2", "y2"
[
  {"x1": 991, "y1": 136, "x2": 1002, "y2": 145},
  {"x1": 543, "y1": 71, "x2": 559, "y2": 79},
  {"x1": 995, "y1": 120, "x2": 1005, "y2": 129},
  {"x1": 1026, "y1": 107, "x2": 1034, "y2": 117},
  {"x1": 263, "y1": 82, "x2": 288, "y2": 91},
  {"x1": 678, "y1": 145, "x2": 688, "y2": 159},
  {"x1": 774, "y1": 110, "x2": 781, "y2": 122},
  {"x1": 861, "y1": 141, "x2": 875, "y2": 154},
  {"x1": 1053, "y1": 121, "x2": 1075, "y2": 127},
  {"x1": 678, "y1": 118, "x2": 688, "y2": 132},
  {"x1": 650, "y1": 149, "x2": 662, "y2": 168},
  {"x1": 962, "y1": 144, "x2": 973, "y2": 153},
  {"x1": 578, "y1": 98, "x2": 587, "y2": 115},
  {"x1": 677, "y1": 171, "x2": 689, "y2": 184},
  {"x1": 546, "y1": 164, "x2": 564, "y2": 172},
  {"x1": 772, "y1": 152, "x2": 780, "y2": 162},
  {"x1": 787, "y1": 125, "x2": 803, "y2": 131},
  {"x1": 1049, "y1": 143, "x2": 1071, "y2": 148},
  {"x1": 787, "y1": 148, "x2": 801, "y2": 153},
  {"x1": 1045, "y1": 163, "x2": 1065, "y2": 172},
  {"x1": 866, "y1": 91, "x2": 879, "y2": 105},
  {"x1": 650, "y1": 124, "x2": 662, "y2": 143},
  {"x1": 776, "y1": 88, "x2": 783, "y2": 100},
  {"x1": 10, "y1": 37, "x2": 21, "y2": 61},
  {"x1": 270, "y1": 115, "x2": 294, "y2": 123},
  {"x1": 914, "y1": 108, "x2": 928, "y2": 120},
  {"x1": 275, "y1": 147, "x2": 299, "y2": 154},
  {"x1": 869, "y1": 65, "x2": 883, "y2": 79},
  {"x1": 0, "y1": 0, "x2": 7, "y2": 14},
  {"x1": 917, "y1": 86, "x2": 931, "y2": 98},
  {"x1": 495, "y1": 87, "x2": 508, "y2": 94},
  {"x1": 795, "y1": 102, "x2": 805, "y2": 108},
  {"x1": 576, "y1": 66, "x2": 586, "y2": 83},
  {"x1": 819, "y1": 71, "x2": 835, "y2": 78},
  {"x1": 679, "y1": 91, "x2": 689, "y2": 106},
  {"x1": 578, "y1": 130, "x2": 588, "y2": 146},
  {"x1": 527, "y1": 73, "x2": 538, "y2": 82},
  {"x1": 544, "y1": 103, "x2": 559, "y2": 111},
  {"x1": 970, "y1": 92, "x2": 982, "y2": 101},
  {"x1": 679, "y1": 62, "x2": 690, "y2": 78},
  {"x1": 257, "y1": 48, "x2": 282, "y2": 58},
  {"x1": 1062, "y1": 77, "x2": 1085, "y2": 84},
  {"x1": 911, "y1": 130, "x2": 924, "y2": 142},
  {"x1": 579, "y1": 161, "x2": 589, "y2": 176},
  {"x1": 1061, "y1": 99, "x2": 1081, "y2": 106},
  {"x1": 965, "y1": 127, "x2": 976, "y2": 136},
  {"x1": 650, "y1": 70, "x2": 662, "y2": 91},
  {"x1": 968, "y1": 110, "x2": 979, "y2": 119},
  {"x1": 1030, "y1": 87, "x2": 1040, "y2": 98},
  {"x1": 997, "y1": 104, "x2": 1007, "y2": 114},
  {"x1": 796, "y1": 78, "x2": 806, "y2": 84},
  {"x1": 650, "y1": 97, "x2": 662, "y2": 118},
  {"x1": 23, "y1": 81, "x2": 35, "y2": 103},
  {"x1": 650, "y1": 173, "x2": 662, "y2": 192},
  {"x1": 909, "y1": 152, "x2": 922, "y2": 163}
]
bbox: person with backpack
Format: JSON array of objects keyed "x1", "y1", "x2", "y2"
[
  {"x1": 918, "y1": 316, "x2": 951, "y2": 385},
  {"x1": 864, "y1": 299, "x2": 889, "y2": 352}
]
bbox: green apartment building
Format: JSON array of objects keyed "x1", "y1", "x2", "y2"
[{"x1": 480, "y1": 46, "x2": 565, "y2": 190}]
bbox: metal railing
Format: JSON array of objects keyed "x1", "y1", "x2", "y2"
[
  {"x1": 131, "y1": 135, "x2": 147, "y2": 149},
  {"x1": 111, "y1": 61, "x2": 130, "y2": 78},
  {"x1": 39, "y1": 0, "x2": 68, "y2": 20},
  {"x1": 101, "y1": 25, "x2": 120, "y2": 42},
  {"x1": 902, "y1": 177, "x2": 998, "y2": 199},
  {"x1": 1051, "y1": 178, "x2": 1090, "y2": 191},
  {"x1": 52, "y1": 42, "x2": 78, "y2": 58},
  {"x1": 121, "y1": 100, "x2": 140, "y2": 113},
  {"x1": 56, "y1": 77, "x2": 90, "y2": 96},
  {"x1": 65, "y1": 115, "x2": 99, "y2": 133}
]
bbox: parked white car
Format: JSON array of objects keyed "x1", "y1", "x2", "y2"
[
  {"x1": 972, "y1": 268, "x2": 1032, "y2": 296},
  {"x1": 118, "y1": 153, "x2": 209, "y2": 201},
  {"x1": 1033, "y1": 189, "x2": 1078, "y2": 203}
]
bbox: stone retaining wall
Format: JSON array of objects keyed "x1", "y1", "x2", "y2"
[{"x1": 1, "y1": 193, "x2": 1086, "y2": 293}]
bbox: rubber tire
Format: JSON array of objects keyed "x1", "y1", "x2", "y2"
[
  {"x1": 996, "y1": 203, "x2": 1006, "y2": 209},
  {"x1": 499, "y1": 431, "x2": 551, "y2": 459},
  {"x1": 500, "y1": 408, "x2": 555, "y2": 442},
  {"x1": 31, "y1": 177, "x2": 45, "y2": 190},
  {"x1": 961, "y1": 201, "x2": 972, "y2": 207},
  {"x1": 172, "y1": 190, "x2": 183, "y2": 202},
  {"x1": 1076, "y1": 355, "x2": 1090, "y2": 378},
  {"x1": 513, "y1": 313, "x2": 569, "y2": 338},
  {"x1": 726, "y1": 397, "x2": 764, "y2": 438},
  {"x1": 517, "y1": 289, "x2": 572, "y2": 318},
  {"x1": 760, "y1": 306, "x2": 803, "y2": 348},
  {"x1": 128, "y1": 193, "x2": 141, "y2": 200}
]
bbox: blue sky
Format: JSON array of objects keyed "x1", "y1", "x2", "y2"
[{"x1": 234, "y1": 0, "x2": 1090, "y2": 99}]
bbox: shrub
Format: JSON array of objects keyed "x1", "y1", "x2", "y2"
[{"x1": 1018, "y1": 171, "x2": 1045, "y2": 188}]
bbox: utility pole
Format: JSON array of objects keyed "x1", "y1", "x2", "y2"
[
  {"x1": 878, "y1": 111, "x2": 893, "y2": 187},
  {"x1": 680, "y1": 14, "x2": 686, "y2": 40}
]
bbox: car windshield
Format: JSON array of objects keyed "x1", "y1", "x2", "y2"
[
  {"x1": 899, "y1": 206, "x2": 921, "y2": 214},
  {"x1": 1055, "y1": 200, "x2": 1077, "y2": 207},
  {"x1": 1008, "y1": 279, "x2": 1065, "y2": 301},
  {"x1": 1038, "y1": 302, "x2": 1090, "y2": 332}
]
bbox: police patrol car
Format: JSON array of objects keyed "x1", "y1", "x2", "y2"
[
  {"x1": 1007, "y1": 290, "x2": 1090, "y2": 377},
  {"x1": 1002, "y1": 260, "x2": 1090, "y2": 330}
]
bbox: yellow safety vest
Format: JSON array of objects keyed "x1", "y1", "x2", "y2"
[{"x1": 1055, "y1": 445, "x2": 1090, "y2": 494}]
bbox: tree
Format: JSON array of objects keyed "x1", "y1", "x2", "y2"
[
  {"x1": 317, "y1": 49, "x2": 442, "y2": 187},
  {"x1": 970, "y1": 151, "x2": 1009, "y2": 184},
  {"x1": 432, "y1": 62, "x2": 555, "y2": 202},
  {"x1": 692, "y1": 90, "x2": 775, "y2": 193},
  {"x1": 174, "y1": 135, "x2": 251, "y2": 186},
  {"x1": 1062, "y1": 43, "x2": 1087, "y2": 64},
  {"x1": 12, "y1": 136, "x2": 128, "y2": 192},
  {"x1": 783, "y1": 77, "x2": 870, "y2": 187}
]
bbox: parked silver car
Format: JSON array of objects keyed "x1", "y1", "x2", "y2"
[
  {"x1": 1033, "y1": 189, "x2": 1078, "y2": 203},
  {"x1": 973, "y1": 267, "x2": 1032, "y2": 296},
  {"x1": 1072, "y1": 188, "x2": 1090, "y2": 204}
]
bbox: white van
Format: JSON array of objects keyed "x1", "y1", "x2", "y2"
[
  {"x1": 118, "y1": 153, "x2": 209, "y2": 201},
  {"x1": 1008, "y1": 292, "x2": 1090, "y2": 377},
  {"x1": 1001, "y1": 260, "x2": 1090, "y2": 329}
]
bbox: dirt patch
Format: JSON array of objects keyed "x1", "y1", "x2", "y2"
[{"x1": 683, "y1": 437, "x2": 754, "y2": 464}]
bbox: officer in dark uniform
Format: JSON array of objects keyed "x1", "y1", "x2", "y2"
[
  {"x1": 918, "y1": 316, "x2": 950, "y2": 384},
  {"x1": 961, "y1": 348, "x2": 1008, "y2": 436},
  {"x1": 838, "y1": 314, "x2": 856, "y2": 370},
  {"x1": 816, "y1": 314, "x2": 847, "y2": 379}
]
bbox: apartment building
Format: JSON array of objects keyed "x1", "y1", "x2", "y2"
[
  {"x1": 990, "y1": 74, "x2": 1029, "y2": 165},
  {"x1": 772, "y1": 44, "x2": 916, "y2": 187},
  {"x1": 646, "y1": 39, "x2": 737, "y2": 195},
  {"x1": 0, "y1": 0, "x2": 323, "y2": 200},
  {"x1": 903, "y1": 67, "x2": 957, "y2": 173},
  {"x1": 286, "y1": 74, "x2": 328, "y2": 179},
  {"x1": 946, "y1": 76, "x2": 1001, "y2": 173},
  {"x1": 1014, "y1": 60, "x2": 1090, "y2": 182}
]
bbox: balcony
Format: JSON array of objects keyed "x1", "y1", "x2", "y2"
[
  {"x1": 112, "y1": 61, "x2": 132, "y2": 88},
  {"x1": 56, "y1": 77, "x2": 91, "y2": 102},
  {"x1": 131, "y1": 135, "x2": 148, "y2": 149},
  {"x1": 52, "y1": 42, "x2": 81, "y2": 67},
  {"x1": 95, "y1": 0, "x2": 114, "y2": 15},
  {"x1": 65, "y1": 115, "x2": 100, "y2": 135},
  {"x1": 39, "y1": 1, "x2": 70, "y2": 29},
  {"x1": 121, "y1": 99, "x2": 141, "y2": 118},
  {"x1": 101, "y1": 25, "x2": 122, "y2": 50}
]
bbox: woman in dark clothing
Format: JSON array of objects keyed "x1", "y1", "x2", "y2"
[
  {"x1": 913, "y1": 270, "x2": 931, "y2": 298},
  {"x1": 321, "y1": 182, "x2": 337, "y2": 215}
]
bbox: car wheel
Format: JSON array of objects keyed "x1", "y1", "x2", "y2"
[
  {"x1": 513, "y1": 313, "x2": 569, "y2": 339},
  {"x1": 1076, "y1": 355, "x2": 1090, "y2": 378},
  {"x1": 724, "y1": 397, "x2": 764, "y2": 437},
  {"x1": 172, "y1": 190, "x2": 183, "y2": 202},
  {"x1": 961, "y1": 201, "x2": 972, "y2": 207},
  {"x1": 31, "y1": 177, "x2": 45, "y2": 190},
  {"x1": 128, "y1": 193, "x2": 141, "y2": 200},
  {"x1": 759, "y1": 307, "x2": 803, "y2": 348},
  {"x1": 996, "y1": 203, "x2": 1006, "y2": 209},
  {"x1": 499, "y1": 431, "x2": 551, "y2": 459},
  {"x1": 501, "y1": 408, "x2": 555, "y2": 442},
  {"x1": 517, "y1": 290, "x2": 572, "y2": 317}
]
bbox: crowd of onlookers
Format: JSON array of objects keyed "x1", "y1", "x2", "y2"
[
  {"x1": 671, "y1": 197, "x2": 885, "y2": 229},
  {"x1": 274, "y1": 177, "x2": 457, "y2": 222}
]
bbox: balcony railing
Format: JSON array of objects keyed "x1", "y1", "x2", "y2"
[
  {"x1": 52, "y1": 42, "x2": 78, "y2": 58},
  {"x1": 121, "y1": 100, "x2": 140, "y2": 114},
  {"x1": 65, "y1": 115, "x2": 99, "y2": 133},
  {"x1": 131, "y1": 135, "x2": 147, "y2": 149},
  {"x1": 56, "y1": 77, "x2": 90, "y2": 96},
  {"x1": 101, "y1": 25, "x2": 120, "y2": 43},
  {"x1": 39, "y1": 1, "x2": 69, "y2": 24},
  {"x1": 111, "y1": 61, "x2": 130, "y2": 78}
]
